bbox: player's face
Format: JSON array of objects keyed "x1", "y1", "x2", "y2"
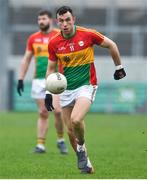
[
  {"x1": 57, "y1": 12, "x2": 75, "y2": 35},
  {"x1": 38, "y1": 15, "x2": 52, "y2": 31}
]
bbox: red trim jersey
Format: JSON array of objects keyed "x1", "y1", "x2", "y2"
[
  {"x1": 48, "y1": 26, "x2": 104, "y2": 90},
  {"x1": 26, "y1": 29, "x2": 59, "y2": 78}
]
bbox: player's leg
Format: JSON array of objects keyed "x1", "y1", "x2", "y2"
[
  {"x1": 62, "y1": 106, "x2": 77, "y2": 152},
  {"x1": 35, "y1": 98, "x2": 49, "y2": 153},
  {"x1": 71, "y1": 97, "x2": 91, "y2": 145},
  {"x1": 53, "y1": 95, "x2": 68, "y2": 154},
  {"x1": 71, "y1": 95, "x2": 95, "y2": 173},
  {"x1": 31, "y1": 79, "x2": 49, "y2": 153}
]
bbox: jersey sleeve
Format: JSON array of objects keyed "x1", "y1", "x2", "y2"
[
  {"x1": 48, "y1": 41, "x2": 58, "y2": 62},
  {"x1": 26, "y1": 36, "x2": 33, "y2": 52},
  {"x1": 89, "y1": 29, "x2": 104, "y2": 46}
]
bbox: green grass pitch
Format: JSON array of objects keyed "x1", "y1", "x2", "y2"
[{"x1": 0, "y1": 112, "x2": 147, "y2": 178}]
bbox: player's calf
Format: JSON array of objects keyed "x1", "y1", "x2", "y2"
[{"x1": 67, "y1": 128, "x2": 77, "y2": 151}]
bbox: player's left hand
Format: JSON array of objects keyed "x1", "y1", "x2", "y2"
[
  {"x1": 17, "y1": 80, "x2": 24, "y2": 96},
  {"x1": 45, "y1": 94, "x2": 54, "y2": 111},
  {"x1": 114, "y1": 68, "x2": 126, "y2": 80}
]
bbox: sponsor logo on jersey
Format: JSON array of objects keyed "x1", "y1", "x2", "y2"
[
  {"x1": 43, "y1": 38, "x2": 49, "y2": 43},
  {"x1": 34, "y1": 38, "x2": 42, "y2": 42}
]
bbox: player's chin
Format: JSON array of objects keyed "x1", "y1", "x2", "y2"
[
  {"x1": 63, "y1": 29, "x2": 70, "y2": 34},
  {"x1": 39, "y1": 25, "x2": 46, "y2": 29}
]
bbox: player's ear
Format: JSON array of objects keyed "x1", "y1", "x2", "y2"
[
  {"x1": 54, "y1": 19, "x2": 58, "y2": 24},
  {"x1": 73, "y1": 16, "x2": 76, "y2": 23},
  {"x1": 50, "y1": 18, "x2": 53, "y2": 24}
]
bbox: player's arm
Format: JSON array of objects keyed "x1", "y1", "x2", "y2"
[
  {"x1": 100, "y1": 36, "x2": 121, "y2": 66},
  {"x1": 90, "y1": 30, "x2": 126, "y2": 80},
  {"x1": 17, "y1": 50, "x2": 33, "y2": 96},
  {"x1": 100, "y1": 36, "x2": 126, "y2": 80},
  {"x1": 17, "y1": 34, "x2": 33, "y2": 96},
  {"x1": 46, "y1": 39, "x2": 57, "y2": 78},
  {"x1": 45, "y1": 60, "x2": 57, "y2": 111},
  {"x1": 18, "y1": 50, "x2": 33, "y2": 80},
  {"x1": 45, "y1": 41, "x2": 57, "y2": 111},
  {"x1": 46, "y1": 60, "x2": 57, "y2": 78}
]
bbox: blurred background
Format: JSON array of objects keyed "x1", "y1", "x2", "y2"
[{"x1": 0, "y1": 0, "x2": 147, "y2": 113}]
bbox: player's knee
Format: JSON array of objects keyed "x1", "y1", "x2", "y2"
[
  {"x1": 54, "y1": 107, "x2": 62, "y2": 116},
  {"x1": 71, "y1": 116, "x2": 80, "y2": 127},
  {"x1": 39, "y1": 108, "x2": 48, "y2": 119},
  {"x1": 67, "y1": 128, "x2": 73, "y2": 135}
]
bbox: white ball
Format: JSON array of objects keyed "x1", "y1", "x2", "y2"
[{"x1": 46, "y1": 73, "x2": 67, "y2": 94}]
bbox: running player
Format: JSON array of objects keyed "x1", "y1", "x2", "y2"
[
  {"x1": 45, "y1": 6, "x2": 126, "y2": 173},
  {"x1": 17, "y1": 10, "x2": 68, "y2": 154}
]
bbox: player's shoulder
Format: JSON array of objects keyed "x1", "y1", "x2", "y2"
[
  {"x1": 52, "y1": 28, "x2": 60, "y2": 33},
  {"x1": 77, "y1": 26, "x2": 104, "y2": 39},
  {"x1": 77, "y1": 26, "x2": 94, "y2": 32},
  {"x1": 50, "y1": 28, "x2": 60, "y2": 39},
  {"x1": 28, "y1": 31, "x2": 41, "y2": 40},
  {"x1": 49, "y1": 30, "x2": 61, "y2": 45},
  {"x1": 77, "y1": 26, "x2": 100, "y2": 34}
]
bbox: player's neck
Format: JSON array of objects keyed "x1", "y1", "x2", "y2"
[
  {"x1": 62, "y1": 25, "x2": 76, "y2": 39},
  {"x1": 40, "y1": 27, "x2": 52, "y2": 34}
]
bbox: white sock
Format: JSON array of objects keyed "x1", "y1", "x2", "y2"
[
  {"x1": 57, "y1": 138, "x2": 65, "y2": 143},
  {"x1": 37, "y1": 144, "x2": 45, "y2": 150},
  {"x1": 77, "y1": 143, "x2": 85, "y2": 152}
]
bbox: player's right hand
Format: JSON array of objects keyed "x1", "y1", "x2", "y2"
[
  {"x1": 17, "y1": 80, "x2": 24, "y2": 96},
  {"x1": 45, "y1": 94, "x2": 54, "y2": 111}
]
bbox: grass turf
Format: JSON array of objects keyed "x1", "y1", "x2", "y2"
[{"x1": 0, "y1": 112, "x2": 147, "y2": 178}]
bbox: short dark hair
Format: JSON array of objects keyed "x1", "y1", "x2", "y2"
[
  {"x1": 56, "y1": 6, "x2": 73, "y2": 17},
  {"x1": 38, "y1": 9, "x2": 52, "y2": 18}
]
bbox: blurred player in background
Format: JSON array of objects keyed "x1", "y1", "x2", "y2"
[
  {"x1": 17, "y1": 10, "x2": 68, "y2": 154},
  {"x1": 45, "y1": 6, "x2": 126, "y2": 173}
]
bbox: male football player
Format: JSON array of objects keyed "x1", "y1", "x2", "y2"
[
  {"x1": 45, "y1": 6, "x2": 126, "y2": 173},
  {"x1": 17, "y1": 10, "x2": 68, "y2": 154}
]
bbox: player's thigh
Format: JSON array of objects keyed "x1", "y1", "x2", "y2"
[
  {"x1": 53, "y1": 95, "x2": 61, "y2": 114},
  {"x1": 36, "y1": 99, "x2": 49, "y2": 117},
  {"x1": 62, "y1": 106, "x2": 73, "y2": 129},
  {"x1": 71, "y1": 97, "x2": 91, "y2": 123}
]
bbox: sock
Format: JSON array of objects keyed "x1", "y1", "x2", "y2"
[
  {"x1": 37, "y1": 144, "x2": 45, "y2": 150},
  {"x1": 77, "y1": 143, "x2": 86, "y2": 152},
  {"x1": 37, "y1": 138, "x2": 45, "y2": 149},
  {"x1": 77, "y1": 139, "x2": 84, "y2": 146},
  {"x1": 57, "y1": 132, "x2": 64, "y2": 139},
  {"x1": 57, "y1": 138, "x2": 65, "y2": 143}
]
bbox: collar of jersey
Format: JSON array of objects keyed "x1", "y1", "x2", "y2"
[{"x1": 61, "y1": 25, "x2": 76, "y2": 39}]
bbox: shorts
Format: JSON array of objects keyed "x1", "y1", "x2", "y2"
[
  {"x1": 60, "y1": 85, "x2": 98, "y2": 108},
  {"x1": 31, "y1": 79, "x2": 46, "y2": 99}
]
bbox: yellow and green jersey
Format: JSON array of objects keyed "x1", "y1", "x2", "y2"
[
  {"x1": 26, "y1": 29, "x2": 59, "y2": 79},
  {"x1": 48, "y1": 26, "x2": 104, "y2": 90}
]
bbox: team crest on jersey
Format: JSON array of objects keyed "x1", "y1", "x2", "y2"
[
  {"x1": 78, "y1": 41, "x2": 84, "y2": 46},
  {"x1": 63, "y1": 56, "x2": 70, "y2": 62},
  {"x1": 36, "y1": 46, "x2": 42, "y2": 53},
  {"x1": 43, "y1": 38, "x2": 49, "y2": 43}
]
